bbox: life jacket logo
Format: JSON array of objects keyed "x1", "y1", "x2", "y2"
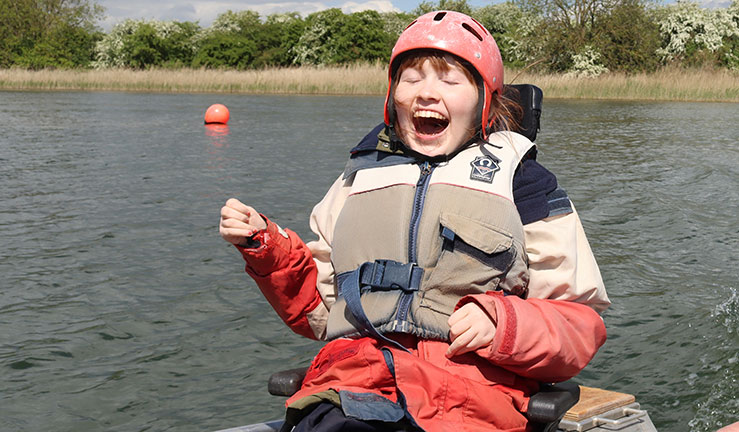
[{"x1": 470, "y1": 156, "x2": 500, "y2": 183}]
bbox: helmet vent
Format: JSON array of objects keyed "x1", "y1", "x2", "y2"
[
  {"x1": 433, "y1": 12, "x2": 447, "y2": 21},
  {"x1": 462, "y1": 23, "x2": 483, "y2": 41}
]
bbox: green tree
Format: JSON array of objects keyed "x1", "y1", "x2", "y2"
[
  {"x1": 194, "y1": 10, "x2": 304, "y2": 68},
  {"x1": 592, "y1": 0, "x2": 661, "y2": 72},
  {"x1": 121, "y1": 23, "x2": 164, "y2": 68},
  {"x1": 160, "y1": 21, "x2": 200, "y2": 67},
  {"x1": 514, "y1": 0, "x2": 654, "y2": 72},
  {"x1": 254, "y1": 13, "x2": 305, "y2": 67},
  {"x1": 192, "y1": 32, "x2": 256, "y2": 69},
  {"x1": 292, "y1": 9, "x2": 393, "y2": 65},
  {"x1": 716, "y1": 0, "x2": 739, "y2": 69},
  {"x1": 15, "y1": 23, "x2": 101, "y2": 68},
  {"x1": 413, "y1": 0, "x2": 473, "y2": 15},
  {"x1": 0, "y1": 0, "x2": 103, "y2": 68},
  {"x1": 472, "y1": 2, "x2": 543, "y2": 68},
  {"x1": 334, "y1": 10, "x2": 393, "y2": 63},
  {"x1": 265, "y1": 13, "x2": 306, "y2": 66},
  {"x1": 0, "y1": 0, "x2": 37, "y2": 65}
]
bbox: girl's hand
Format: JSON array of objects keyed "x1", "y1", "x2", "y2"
[
  {"x1": 446, "y1": 303, "x2": 496, "y2": 358},
  {"x1": 219, "y1": 198, "x2": 267, "y2": 246}
]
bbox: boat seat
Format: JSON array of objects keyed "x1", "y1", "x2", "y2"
[
  {"x1": 528, "y1": 381, "x2": 581, "y2": 431},
  {"x1": 267, "y1": 367, "x2": 579, "y2": 431},
  {"x1": 503, "y1": 83, "x2": 543, "y2": 143}
]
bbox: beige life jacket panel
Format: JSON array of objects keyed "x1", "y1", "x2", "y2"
[{"x1": 327, "y1": 132, "x2": 534, "y2": 341}]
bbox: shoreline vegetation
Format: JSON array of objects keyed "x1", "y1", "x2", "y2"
[{"x1": 1, "y1": 65, "x2": 738, "y2": 102}]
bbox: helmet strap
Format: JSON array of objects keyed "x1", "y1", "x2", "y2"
[{"x1": 386, "y1": 123, "x2": 403, "y2": 153}]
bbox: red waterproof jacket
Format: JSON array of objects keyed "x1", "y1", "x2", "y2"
[{"x1": 236, "y1": 217, "x2": 607, "y2": 431}]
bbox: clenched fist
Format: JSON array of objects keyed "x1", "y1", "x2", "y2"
[{"x1": 219, "y1": 198, "x2": 267, "y2": 246}]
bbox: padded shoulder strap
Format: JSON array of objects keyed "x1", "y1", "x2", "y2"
[{"x1": 513, "y1": 158, "x2": 573, "y2": 225}]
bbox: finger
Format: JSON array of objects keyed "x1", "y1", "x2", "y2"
[
  {"x1": 220, "y1": 226, "x2": 255, "y2": 239},
  {"x1": 220, "y1": 217, "x2": 258, "y2": 234},
  {"x1": 447, "y1": 328, "x2": 476, "y2": 358},
  {"x1": 448, "y1": 304, "x2": 472, "y2": 327},
  {"x1": 462, "y1": 323, "x2": 495, "y2": 352},
  {"x1": 221, "y1": 206, "x2": 251, "y2": 222},
  {"x1": 448, "y1": 316, "x2": 472, "y2": 340},
  {"x1": 226, "y1": 201, "x2": 266, "y2": 230},
  {"x1": 225, "y1": 198, "x2": 256, "y2": 217},
  {"x1": 219, "y1": 226, "x2": 258, "y2": 246}
]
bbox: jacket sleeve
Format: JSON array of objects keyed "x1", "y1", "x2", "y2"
[
  {"x1": 459, "y1": 291, "x2": 606, "y2": 382},
  {"x1": 513, "y1": 156, "x2": 610, "y2": 312},
  {"x1": 455, "y1": 205, "x2": 610, "y2": 382},
  {"x1": 235, "y1": 217, "x2": 323, "y2": 340},
  {"x1": 235, "y1": 175, "x2": 349, "y2": 340},
  {"x1": 525, "y1": 206, "x2": 611, "y2": 313}
]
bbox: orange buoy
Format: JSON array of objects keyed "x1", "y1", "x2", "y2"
[{"x1": 204, "y1": 104, "x2": 230, "y2": 125}]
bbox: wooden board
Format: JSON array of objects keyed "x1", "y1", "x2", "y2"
[{"x1": 564, "y1": 386, "x2": 636, "y2": 422}]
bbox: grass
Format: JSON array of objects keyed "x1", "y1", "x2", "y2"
[
  {"x1": 0, "y1": 64, "x2": 388, "y2": 95},
  {"x1": 1, "y1": 64, "x2": 737, "y2": 102},
  {"x1": 511, "y1": 67, "x2": 739, "y2": 102}
]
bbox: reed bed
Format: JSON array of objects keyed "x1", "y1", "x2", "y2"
[
  {"x1": 1, "y1": 65, "x2": 737, "y2": 102},
  {"x1": 0, "y1": 64, "x2": 388, "y2": 95},
  {"x1": 512, "y1": 67, "x2": 739, "y2": 102}
]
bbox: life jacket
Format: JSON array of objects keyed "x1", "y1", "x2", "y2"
[{"x1": 326, "y1": 131, "x2": 535, "y2": 345}]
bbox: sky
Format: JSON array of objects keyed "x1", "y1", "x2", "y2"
[
  {"x1": 97, "y1": 0, "x2": 491, "y2": 29},
  {"x1": 97, "y1": 0, "x2": 729, "y2": 30}
]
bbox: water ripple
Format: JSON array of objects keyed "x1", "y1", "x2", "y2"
[{"x1": 1, "y1": 94, "x2": 736, "y2": 432}]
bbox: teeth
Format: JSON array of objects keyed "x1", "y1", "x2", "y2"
[{"x1": 414, "y1": 110, "x2": 447, "y2": 121}]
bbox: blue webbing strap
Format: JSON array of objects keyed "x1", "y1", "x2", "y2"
[
  {"x1": 338, "y1": 260, "x2": 423, "y2": 353},
  {"x1": 380, "y1": 347, "x2": 424, "y2": 431}
]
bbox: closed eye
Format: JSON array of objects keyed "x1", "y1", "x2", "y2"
[
  {"x1": 399, "y1": 69, "x2": 423, "y2": 83},
  {"x1": 441, "y1": 69, "x2": 468, "y2": 85}
]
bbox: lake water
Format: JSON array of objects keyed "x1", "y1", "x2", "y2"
[{"x1": 0, "y1": 91, "x2": 737, "y2": 432}]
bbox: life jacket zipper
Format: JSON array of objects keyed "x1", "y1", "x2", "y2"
[
  {"x1": 409, "y1": 161, "x2": 434, "y2": 262},
  {"x1": 395, "y1": 161, "x2": 435, "y2": 328}
]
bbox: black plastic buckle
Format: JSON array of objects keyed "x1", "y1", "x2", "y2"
[{"x1": 376, "y1": 260, "x2": 417, "y2": 292}]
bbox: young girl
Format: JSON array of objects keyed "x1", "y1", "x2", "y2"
[{"x1": 219, "y1": 10, "x2": 609, "y2": 431}]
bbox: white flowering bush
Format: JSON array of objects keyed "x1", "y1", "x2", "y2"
[
  {"x1": 208, "y1": 10, "x2": 261, "y2": 35},
  {"x1": 473, "y1": 3, "x2": 543, "y2": 67},
  {"x1": 506, "y1": 9, "x2": 545, "y2": 66},
  {"x1": 567, "y1": 45, "x2": 610, "y2": 77},
  {"x1": 718, "y1": 0, "x2": 739, "y2": 68},
  {"x1": 92, "y1": 19, "x2": 200, "y2": 68},
  {"x1": 379, "y1": 11, "x2": 415, "y2": 37},
  {"x1": 291, "y1": 20, "x2": 333, "y2": 65},
  {"x1": 291, "y1": 9, "x2": 346, "y2": 65},
  {"x1": 92, "y1": 19, "x2": 138, "y2": 68},
  {"x1": 655, "y1": 0, "x2": 739, "y2": 64}
]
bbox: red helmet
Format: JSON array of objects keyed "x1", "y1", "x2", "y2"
[{"x1": 383, "y1": 10, "x2": 503, "y2": 139}]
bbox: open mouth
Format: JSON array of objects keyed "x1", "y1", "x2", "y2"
[{"x1": 413, "y1": 110, "x2": 449, "y2": 136}]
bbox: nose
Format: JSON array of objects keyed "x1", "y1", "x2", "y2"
[{"x1": 418, "y1": 76, "x2": 440, "y2": 101}]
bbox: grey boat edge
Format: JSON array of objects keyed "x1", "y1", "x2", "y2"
[{"x1": 213, "y1": 420, "x2": 282, "y2": 432}]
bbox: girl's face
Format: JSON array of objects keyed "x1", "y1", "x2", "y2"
[{"x1": 393, "y1": 55, "x2": 479, "y2": 157}]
